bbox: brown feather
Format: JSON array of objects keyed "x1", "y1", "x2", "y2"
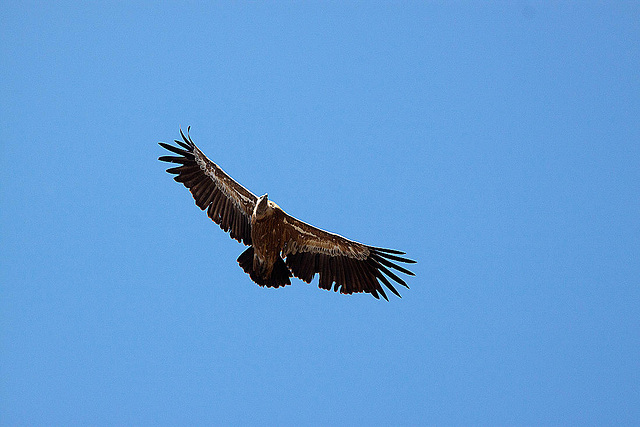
[
  {"x1": 159, "y1": 129, "x2": 255, "y2": 245},
  {"x1": 278, "y1": 208, "x2": 414, "y2": 298}
]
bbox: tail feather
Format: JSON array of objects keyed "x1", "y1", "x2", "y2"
[{"x1": 237, "y1": 247, "x2": 291, "y2": 288}]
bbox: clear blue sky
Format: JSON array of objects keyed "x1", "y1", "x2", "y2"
[{"x1": 1, "y1": 2, "x2": 638, "y2": 425}]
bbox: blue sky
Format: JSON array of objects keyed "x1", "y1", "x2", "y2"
[{"x1": 1, "y1": 2, "x2": 639, "y2": 425}]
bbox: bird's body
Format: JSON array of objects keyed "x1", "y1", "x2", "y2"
[
  {"x1": 159, "y1": 128, "x2": 415, "y2": 300},
  {"x1": 250, "y1": 196, "x2": 284, "y2": 279}
]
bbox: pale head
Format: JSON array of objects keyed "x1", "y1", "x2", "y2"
[{"x1": 254, "y1": 193, "x2": 271, "y2": 219}]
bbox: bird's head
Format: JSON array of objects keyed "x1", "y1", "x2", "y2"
[{"x1": 254, "y1": 193, "x2": 271, "y2": 219}]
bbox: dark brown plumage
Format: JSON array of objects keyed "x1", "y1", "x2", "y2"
[{"x1": 159, "y1": 127, "x2": 415, "y2": 300}]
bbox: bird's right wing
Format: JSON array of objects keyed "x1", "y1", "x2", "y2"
[
  {"x1": 159, "y1": 128, "x2": 257, "y2": 245},
  {"x1": 278, "y1": 209, "x2": 416, "y2": 300}
]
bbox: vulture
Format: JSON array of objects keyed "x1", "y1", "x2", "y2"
[{"x1": 159, "y1": 128, "x2": 415, "y2": 300}]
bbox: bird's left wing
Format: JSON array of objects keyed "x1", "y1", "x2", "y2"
[
  {"x1": 278, "y1": 209, "x2": 416, "y2": 300},
  {"x1": 159, "y1": 128, "x2": 257, "y2": 245}
]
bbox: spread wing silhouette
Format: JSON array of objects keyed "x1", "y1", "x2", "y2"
[
  {"x1": 279, "y1": 211, "x2": 415, "y2": 300},
  {"x1": 159, "y1": 128, "x2": 256, "y2": 245}
]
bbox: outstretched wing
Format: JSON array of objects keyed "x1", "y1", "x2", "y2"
[
  {"x1": 279, "y1": 210, "x2": 416, "y2": 300},
  {"x1": 159, "y1": 128, "x2": 256, "y2": 245}
]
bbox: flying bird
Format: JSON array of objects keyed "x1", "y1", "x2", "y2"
[{"x1": 159, "y1": 128, "x2": 415, "y2": 300}]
